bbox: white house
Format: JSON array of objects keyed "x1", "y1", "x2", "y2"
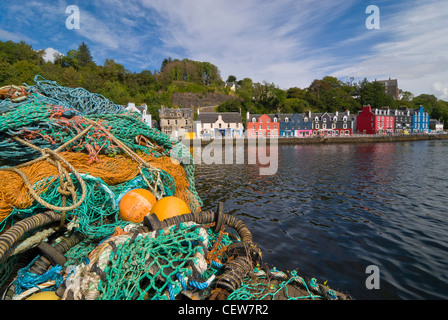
[
  {"x1": 195, "y1": 110, "x2": 243, "y2": 139},
  {"x1": 126, "y1": 102, "x2": 152, "y2": 127}
]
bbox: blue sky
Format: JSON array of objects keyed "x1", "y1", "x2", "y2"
[{"x1": 1, "y1": 0, "x2": 448, "y2": 99}]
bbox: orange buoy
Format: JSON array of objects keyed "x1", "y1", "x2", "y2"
[
  {"x1": 118, "y1": 189, "x2": 157, "y2": 223},
  {"x1": 149, "y1": 196, "x2": 190, "y2": 221}
]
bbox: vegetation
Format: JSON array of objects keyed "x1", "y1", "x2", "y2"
[{"x1": 1, "y1": 40, "x2": 448, "y2": 125}]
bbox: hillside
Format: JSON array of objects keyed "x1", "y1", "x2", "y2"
[{"x1": 170, "y1": 92, "x2": 239, "y2": 109}]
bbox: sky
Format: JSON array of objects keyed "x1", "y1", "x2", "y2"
[{"x1": 1, "y1": 0, "x2": 448, "y2": 100}]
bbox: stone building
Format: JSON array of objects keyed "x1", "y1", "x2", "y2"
[
  {"x1": 158, "y1": 105, "x2": 193, "y2": 138},
  {"x1": 375, "y1": 78, "x2": 399, "y2": 100}
]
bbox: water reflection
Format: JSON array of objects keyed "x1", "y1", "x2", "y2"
[{"x1": 195, "y1": 141, "x2": 448, "y2": 299}]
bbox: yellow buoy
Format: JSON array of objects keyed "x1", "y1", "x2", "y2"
[
  {"x1": 118, "y1": 189, "x2": 157, "y2": 223},
  {"x1": 26, "y1": 291, "x2": 61, "y2": 300},
  {"x1": 150, "y1": 196, "x2": 190, "y2": 221}
]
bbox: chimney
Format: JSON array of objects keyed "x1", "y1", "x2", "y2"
[
  {"x1": 308, "y1": 110, "x2": 311, "y2": 118},
  {"x1": 335, "y1": 111, "x2": 339, "y2": 117},
  {"x1": 246, "y1": 111, "x2": 250, "y2": 121}
]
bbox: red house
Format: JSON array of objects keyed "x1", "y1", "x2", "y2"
[
  {"x1": 357, "y1": 105, "x2": 395, "y2": 134},
  {"x1": 246, "y1": 113, "x2": 280, "y2": 138}
]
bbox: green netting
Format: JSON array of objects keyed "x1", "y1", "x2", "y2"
[{"x1": 62, "y1": 222, "x2": 237, "y2": 300}]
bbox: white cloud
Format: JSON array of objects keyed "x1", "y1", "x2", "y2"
[
  {"x1": 138, "y1": 0, "x2": 356, "y2": 88},
  {"x1": 0, "y1": 28, "x2": 33, "y2": 43},
  {"x1": 332, "y1": 0, "x2": 448, "y2": 99},
  {"x1": 41, "y1": 48, "x2": 63, "y2": 63},
  {"x1": 432, "y1": 82, "x2": 448, "y2": 100}
]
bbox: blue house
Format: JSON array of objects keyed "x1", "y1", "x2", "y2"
[
  {"x1": 412, "y1": 106, "x2": 430, "y2": 133},
  {"x1": 278, "y1": 113, "x2": 313, "y2": 137},
  {"x1": 278, "y1": 113, "x2": 295, "y2": 137}
]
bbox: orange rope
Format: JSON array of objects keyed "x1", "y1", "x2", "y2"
[{"x1": 0, "y1": 152, "x2": 199, "y2": 223}]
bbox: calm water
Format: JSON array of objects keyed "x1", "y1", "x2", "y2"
[{"x1": 194, "y1": 140, "x2": 448, "y2": 300}]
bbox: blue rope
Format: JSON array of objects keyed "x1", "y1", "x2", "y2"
[{"x1": 15, "y1": 264, "x2": 63, "y2": 294}]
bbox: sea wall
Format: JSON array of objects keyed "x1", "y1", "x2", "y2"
[{"x1": 184, "y1": 133, "x2": 448, "y2": 147}]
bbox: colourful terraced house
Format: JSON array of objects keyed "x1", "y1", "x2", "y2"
[
  {"x1": 411, "y1": 106, "x2": 430, "y2": 133},
  {"x1": 356, "y1": 105, "x2": 395, "y2": 134},
  {"x1": 277, "y1": 113, "x2": 313, "y2": 137},
  {"x1": 246, "y1": 113, "x2": 279, "y2": 138}
]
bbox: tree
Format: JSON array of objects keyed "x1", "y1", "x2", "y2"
[
  {"x1": 356, "y1": 78, "x2": 397, "y2": 109},
  {"x1": 217, "y1": 99, "x2": 241, "y2": 112},
  {"x1": 77, "y1": 42, "x2": 93, "y2": 67},
  {"x1": 226, "y1": 75, "x2": 237, "y2": 83}
]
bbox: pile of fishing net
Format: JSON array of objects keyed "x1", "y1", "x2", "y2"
[{"x1": 0, "y1": 75, "x2": 349, "y2": 300}]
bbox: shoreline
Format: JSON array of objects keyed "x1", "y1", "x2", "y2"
[{"x1": 181, "y1": 133, "x2": 448, "y2": 147}]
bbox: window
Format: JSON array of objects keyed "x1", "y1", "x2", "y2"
[
  {"x1": 285, "y1": 117, "x2": 289, "y2": 122},
  {"x1": 343, "y1": 124, "x2": 347, "y2": 129},
  {"x1": 332, "y1": 123, "x2": 336, "y2": 129},
  {"x1": 260, "y1": 119, "x2": 263, "y2": 123},
  {"x1": 323, "y1": 124, "x2": 327, "y2": 129},
  {"x1": 252, "y1": 117, "x2": 256, "y2": 123},
  {"x1": 267, "y1": 119, "x2": 270, "y2": 123},
  {"x1": 267, "y1": 125, "x2": 270, "y2": 130},
  {"x1": 316, "y1": 124, "x2": 319, "y2": 129},
  {"x1": 274, "y1": 118, "x2": 278, "y2": 122},
  {"x1": 323, "y1": 118, "x2": 326, "y2": 122},
  {"x1": 274, "y1": 125, "x2": 277, "y2": 129},
  {"x1": 253, "y1": 125, "x2": 255, "y2": 129},
  {"x1": 259, "y1": 125, "x2": 262, "y2": 129},
  {"x1": 304, "y1": 117, "x2": 308, "y2": 122}
]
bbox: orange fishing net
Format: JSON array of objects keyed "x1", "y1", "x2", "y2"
[{"x1": 0, "y1": 152, "x2": 200, "y2": 223}]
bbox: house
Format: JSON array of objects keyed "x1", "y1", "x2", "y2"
[
  {"x1": 329, "y1": 111, "x2": 356, "y2": 136},
  {"x1": 430, "y1": 119, "x2": 444, "y2": 132},
  {"x1": 125, "y1": 102, "x2": 152, "y2": 127},
  {"x1": 309, "y1": 111, "x2": 356, "y2": 136},
  {"x1": 311, "y1": 112, "x2": 332, "y2": 136},
  {"x1": 393, "y1": 107, "x2": 413, "y2": 134},
  {"x1": 277, "y1": 113, "x2": 314, "y2": 137},
  {"x1": 246, "y1": 112, "x2": 279, "y2": 138},
  {"x1": 158, "y1": 105, "x2": 193, "y2": 138},
  {"x1": 411, "y1": 106, "x2": 430, "y2": 133},
  {"x1": 225, "y1": 82, "x2": 236, "y2": 92},
  {"x1": 277, "y1": 113, "x2": 294, "y2": 137},
  {"x1": 295, "y1": 113, "x2": 313, "y2": 137},
  {"x1": 356, "y1": 105, "x2": 395, "y2": 134},
  {"x1": 375, "y1": 78, "x2": 399, "y2": 100},
  {"x1": 196, "y1": 110, "x2": 244, "y2": 138}
]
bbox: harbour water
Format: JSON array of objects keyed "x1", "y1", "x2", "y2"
[{"x1": 194, "y1": 139, "x2": 448, "y2": 299}]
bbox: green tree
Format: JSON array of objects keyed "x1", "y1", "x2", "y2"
[
  {"x1": 356, "y1": 78, "x2": 397, "y2": 109},
  {"x1": 217, "y1": 99, "x2": 242, "y2": 112},
  {"x1": 226, "y1": 75, "x2": 237, "y2": 82},
  {"x1": 77, "y1": 42, "x2": 93, "y2": 67}
]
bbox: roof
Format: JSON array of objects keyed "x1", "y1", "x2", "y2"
[
  {"x1": 159, "y1": 106, "x2": 192, "y2": 118},
  {"x1": 198, "y1": 112, "x2": 242, "y2": 123}
]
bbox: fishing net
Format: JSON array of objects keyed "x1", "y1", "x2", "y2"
[{"x1": 0, "y1": 76, "x2": 349, "y2": 301}]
